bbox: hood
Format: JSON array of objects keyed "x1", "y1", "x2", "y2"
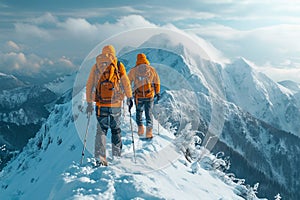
[
  {"x1": 102, "y1": 45, "x2": 116, "y2": 56},
  {"x1": 136, "y1": 53, "x2": 150, "y2": 66}
]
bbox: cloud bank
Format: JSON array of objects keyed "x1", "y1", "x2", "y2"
[{"x1": 1, "y1": 1, "x2": 300, "y2": 83}]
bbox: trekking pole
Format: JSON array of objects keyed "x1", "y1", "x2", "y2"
[
  {"x1": 155, "y1": 100, "x2": 160, "y2": 135},
  {"x1": 80, "y1": 112, "x2": 91, "y2": 165},
  {"x1": 129, "y1": 110, "x2": 136, "y2": 163},
  {"x1": 122, "y1": 99, "x2": 125, "y2": 118},
  {"x1": 157, "y1": 111, "x2": 160, "y2": 135}
]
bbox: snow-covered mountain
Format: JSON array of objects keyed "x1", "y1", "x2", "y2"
[
  {"x1": 117, "y1": 34, "x2": 300, "y2": 199},
  {"x1": 1, "y1": 31, "x2": 299, "y2": 199},
  {"x1": 0, "y1": 87, "x2": 261, "y2": 200},
  {"x1": 278, "y1": 80, "x2": 300, "y2": 94},
  {"x1": 278, "y1": 80, "x2": 300, "y2": 108},
  {"x1": 0, "y1": 72, "x2": 25, "y2": 90},
  {"x1": 223, "y1": 58, "x2": 300, "y2": 136},
  {"x1": 45, "y1": 72, "x2": 76, "y2": 96},
  {"x1": 0, "y1": 80, "x2": 57, "y2": 170},
  {"x1": 0, "y1": 85, "x2": 56, "y2": 125}
]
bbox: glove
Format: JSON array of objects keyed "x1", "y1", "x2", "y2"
[
  {"x1": 155, "y1": 93, "x2": 160, "y2": 104},
  {"x1": 127, "y1": 97, "x2": 133, "y2": 113},
  {"x1": 86, "y1": 102, "x2": 93, "y2": 115}
]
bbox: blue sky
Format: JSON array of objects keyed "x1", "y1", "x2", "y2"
[{"x1": 1, "y1": 0, "x2": 300, "y2": 82}]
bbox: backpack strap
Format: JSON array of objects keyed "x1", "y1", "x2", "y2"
[{"x1": 114, "y1": 60, "x2": 121, "y2": 80}]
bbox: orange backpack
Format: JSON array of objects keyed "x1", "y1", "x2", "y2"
[
  {"x1": 94, "y1": 53, "x2": 122, "y2": 104},
  {"x1": 134, "y1": 64, "x2": 154, "y2": 97}
]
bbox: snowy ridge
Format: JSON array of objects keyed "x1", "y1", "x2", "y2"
[
  {"x1": 278, "y1": 80, "x2": 300, "y2": 94},
  {"x1": 220, "y1": 99, "x2": 300, "y2": 191},
  {"x1": 45, "y1": 72, "x2": 76, "y2": 95},
  {"x1": 0, "y1": 108, "x2": 35, "y2": 125},
  {"x1": 2, "y1": 32, "x2": 299, "y2": 199},
  {"x1": 0, "y1": 89, "x2": 259, "y2": 200},
  {"x1": 0, "y1": 86, "x2": 48, "y2": 109},
  {"x1": 118, "y1": 38, "x2": 299, "y2": 199},
  {"x1": 137, "y1": 33, "x2": 225, "y2": 98},
  {"x1": 0, "y1": 72, "x2": 25, "y2": 90},
  {"x1": 223, "y1": 58, "x2": 300, "y2": 136},
  {"x1": 0, "y1": 85, "x2": 56, "y2": 125}
]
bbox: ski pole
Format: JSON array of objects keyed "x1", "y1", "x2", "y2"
[
  {"x1": 80, "y1": 112, "x2": 91, "y2": 165},
  {"x1": 129, "y1": 109, "x2": 136, "y2": 163}
]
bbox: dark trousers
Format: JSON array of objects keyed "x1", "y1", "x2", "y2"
[
  {"x1": 94, "y1": 106, "x2": 122, "y2": 159},
  {"x1": 135, "y1": 98, "x2": 154, "y2": 128}
]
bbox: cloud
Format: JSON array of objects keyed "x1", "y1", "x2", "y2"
[
  {"x1": 57, "y1": 18, "x2": 98, "y2": 37},
  {"x1": 186, "y1": 24, "x2": 242, "y2": 40},
  {"x1": 5, "y1": 41, "x2": 21, "y2": 51},
  {"x1": 1, "y1": 52, "x2": 31, "y2": 71},
  {"x1": 189, "y1": 23, "x2": 300, "y2": 65},
  {"x1": 45, "y1": 14, "x2": 158, "y2": 58},
  {"x1": 251, "y1": 25, "x2": 300, "y2": 52},
  {"x1": 56, "y1": 14, "x2": 156, "y2": 41},
  {"x1": 0, "y1": 50, "x2": 76, "y2": 76},
  {"x1": 7, "y1": 10, "x2": 300, "y2": 83},
  {"x1": 187, "y1": 22, "x2": 300, "y2": 83},
  {"x1": 14, "y1": 23, "x2": 51, "y2": 39},
  {"x1": 256, "y1": 66, "x2": 300, "y2": 83},
  {"x1": 2, "y1": 14, "x2": 158, "y2": 78},
  {"x1": 116, "y1": 15, "x2": 156, "y2": 27},
  {"x1": 174, "y1": 27, "x2": 230, "y2": 64},
  {"x1": 30, "y1": 12, "x2": 58, "y2": 25},
  {"x1": 58, "y1": 56, "x2": 74, "y2": 67}
]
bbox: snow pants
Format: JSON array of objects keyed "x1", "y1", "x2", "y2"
[
  {"x1": 135, "y1": 98, "x2": 154, "y2": 128},
  {"x1": 94, "y1": 106, "x2": 122, "y2": 159}
]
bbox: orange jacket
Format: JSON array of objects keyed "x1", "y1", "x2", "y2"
[
  {"x1": 128, "y1": 53, "x2": 160, "y2": 99},
  {"x1": 86, "y1": 45, "x2": 132, "y2": 107}
]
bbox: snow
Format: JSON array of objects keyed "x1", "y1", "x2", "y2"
[
  {"x1": 0, "y1": 85, "x2": 55, "y2": 125},
  {"x1": 223, "y1": 58, "x2": 300, "y2": 136},
  {"x1": 45, "y1": 72, "x2": 76, "y2": 95},
  {"x1": 0, "y1": 87, "x2": 255, "y2": 199},
  {"x1": 278, "y1": 80, "x2": 300, "y2": 96},
  {"x1": 0, "y1": 72, "x2": 18, "y2": 80},
  {"x1": 2, "y1": 29, "x2": 297, "y2": 199}
]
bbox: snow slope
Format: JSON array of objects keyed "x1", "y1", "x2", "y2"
[
  {"x1": 0, "y1": 85, "x2": 56, "y2": 125},
  {"x1": 0, "y1": 83, "x2": 57, "y2": 170},
  {"x1": 278, "y1": 80, "x2": 300, "y2": 94},
  {"x1": 223, "y1": 57, "x2": 300, "y2": 136},
  {"x1": 0, "y1": 89, "x2": 254, "y2": 200},
  {"x1": 2, "y1": 30, "x2": 298, "y2": 199},
  {"x1": 117, "y1": 34, "x2": 300, "y2": 199},
  {"x1": 0, "y1": 72, "x2": 25, "y2": 90},
  {"x1": 45, "y1": 72, "x2": 76, "y2": 96}
]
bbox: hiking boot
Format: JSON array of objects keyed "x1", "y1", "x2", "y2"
[
  {"x1": 96, "y1": 156, "x2": 108, "y2": 167},
  {"x1": 138, "y1": 125, "x2": 144, "y2": 136},
  {"x1": 146, "y1": 127, "x2": 153, "y2": 139},
  {"x1": 95, "y1": 160, "x2": 108, "y2": 167}
]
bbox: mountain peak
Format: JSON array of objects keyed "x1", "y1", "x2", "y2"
[
  {"x1": 231, "y1": 57, "x2": 253, "y2": 71},
  {"x1": 225, "y1": 57, "x2": 254, "y2": 82},
  {"x1": 278, "y1": 80, "x2": 300, "y2": 93},
  {"x1": 140, "y1": 33, "x2": 185, "y2": 55},
  {"x1": 0, "y1": 72, "x2": 25, "y2": 90}
]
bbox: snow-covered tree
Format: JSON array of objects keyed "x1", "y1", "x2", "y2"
[{"x1": 274, "y1": 193, "x2": 282, "y2": 200}]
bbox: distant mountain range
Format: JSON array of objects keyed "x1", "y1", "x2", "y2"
[{"x1": 0, "y1": 73, "x2": 57, "y2": 170}]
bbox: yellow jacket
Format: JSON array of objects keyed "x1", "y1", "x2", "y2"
[
  {"x1": 128, "y1": 53, "x2": 160, "y2": 99},
  {"x1": 86, "y1": 45, "x2": 132, "y2": 107}
]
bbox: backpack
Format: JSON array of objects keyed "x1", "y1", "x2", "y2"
[
  {"x1": 94, "y1": 53, "x2": 122, "y2": 104},
  {"x1": 134, "y1": 64, "x2": 154, "y2": 97}
]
